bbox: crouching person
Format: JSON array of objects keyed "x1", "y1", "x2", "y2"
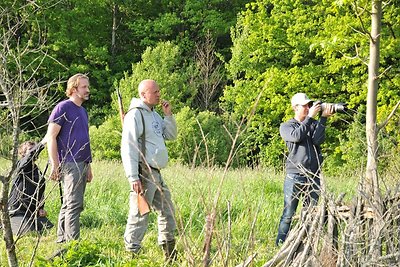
[
  {"x1": 8, "y1": 139, "x2": 54, "y2": 236},
  {"x1": 121, "y1": 79, "x2": 178, "y2": 261}
]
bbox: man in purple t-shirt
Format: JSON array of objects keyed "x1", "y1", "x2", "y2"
[{"x1": 46, "y1": 73, "x2": 93, "y2": 243}]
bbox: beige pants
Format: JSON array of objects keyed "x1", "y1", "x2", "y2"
[{"x1": 124, "y1": 166, "x2": 176, "y2": 252}]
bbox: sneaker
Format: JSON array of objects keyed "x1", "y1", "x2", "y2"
[
  {"x1": 56, "y1": 238, "x2": 65, "y2": 244},
  {"x1": 47, "y1": 248, "x2": 67, "y2": 261},
  {"x1": 126, "y1": 244, "x2": 141, "y2": 259}
]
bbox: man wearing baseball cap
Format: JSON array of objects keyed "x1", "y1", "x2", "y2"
[{"x1": 275, "y1": 92, "x2": 333, "y2": 246}]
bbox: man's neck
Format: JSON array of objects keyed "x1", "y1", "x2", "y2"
[
  {"x1": 69, "y1": 96, "x2": 83, "y2": 107},
  {"x1": 142, "y1": 100, "x2": 154, "y2": 110},
  {"x1": 294, "y1": 115, "x2": 306, "y2": 122}
]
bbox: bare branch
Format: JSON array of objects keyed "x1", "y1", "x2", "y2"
[
  {"x1": 377, "y1": 100, "x2": 400, "y2": 131},
  {"x1": 193, "y1": 30, "x2": 225, "y2": 111},
  {"x1": 352, "y1": 1, "x2": 374, "y2": 42},
  {"x1": 382, "y1": 0, "x2": 393, "y2": 9},
  {"x1": 376, "y1": 65, "x2": 392, "y2": 80},
  {"x1": 340, "y1": 44, "x2": 368, "y2": 65}
]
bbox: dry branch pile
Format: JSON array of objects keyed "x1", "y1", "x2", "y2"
[{"x1": 263, "y1": 186, "x2": 400, "y2": 267}]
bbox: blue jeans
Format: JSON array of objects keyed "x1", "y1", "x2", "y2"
[{"x1": 275, "y1": 173, "x2": 320, "y2": 246}]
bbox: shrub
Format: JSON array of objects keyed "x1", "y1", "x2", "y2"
[
  {"x1": 90, "y1": 116, "x2": 121, "y2": 160},
  {"x1": 36, "y1": 240, "x2": 107, "y2": 266},
  {"x1": 169, "y1": 107, "x2": 232, "y2": 167}
]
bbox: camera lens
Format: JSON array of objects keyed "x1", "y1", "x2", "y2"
[
  {"x1": 333, "y1": 103, "x2": 346, "y2": 113},
  {"x1": 321, "y1": 102, "x2": 347, "y2": 114}
]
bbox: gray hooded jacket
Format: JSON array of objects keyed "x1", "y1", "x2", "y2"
[{"x1": 121, "y1": 98, "x2": 177, "y2": 184}]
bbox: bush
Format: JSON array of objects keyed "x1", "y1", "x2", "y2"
[
  {"x1": 90, "y1": 116, "x2": 121, "y2": 160},
  {"x1": 90, "y1": 106, "x2": 237, "y2": 167},
  {"x1": 169, "y1": 107, "x2": 233, "y2": 167},
  {"x1": 36, "y1": 240, "x2": 107, "y2": 266}
]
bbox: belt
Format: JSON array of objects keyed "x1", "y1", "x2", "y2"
[{"x1": 139, "y1": 163, "x2": 160, "y2": 172}]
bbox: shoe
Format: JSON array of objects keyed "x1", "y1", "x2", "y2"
[
  {"x1": 56, "y1": 238, "x2": 65, "y2": 244},
  {"x1": 162, "y1": 240, "x2": 177, "y2": 262},
  {"x1": 47, "y1": 248, "x2": 67, "y2": 261},
  {"x1": 127, "y1": 245, "x2": 141, "y2": 259}
]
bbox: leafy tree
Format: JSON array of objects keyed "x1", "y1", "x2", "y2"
[
  {"x1": 222, "y1": 0, "x2": 400, "y2": 171},
  {"x1": 0, "y1": 2, "x2": 59, "y2": 266},
  {"x1": 34, "y1": 0, "x2": 115, "y2": 124},
  {"x1": 123, "y1": 0, "x2": 250, "y2": 56},
  {"x1": 29, "y1": 0, "x2": 251, "y2": 126},
  {"x1": 115, "y1": 41, "x2": 196, "y2": 112}
]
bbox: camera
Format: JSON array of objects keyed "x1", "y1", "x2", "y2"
[{"x1": 314, "y1": 100, "x2": 347, "y2": 114}]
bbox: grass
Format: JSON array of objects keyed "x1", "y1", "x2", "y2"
[{"x1": 0, "y1": 159, "x2": 359, "y2": 266}]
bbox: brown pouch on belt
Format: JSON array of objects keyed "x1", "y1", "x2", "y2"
[{"x1": 138, "y1": 193, "x2": 150, "y2": 216}]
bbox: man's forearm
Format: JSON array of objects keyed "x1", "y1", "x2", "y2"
[{"x1": 47, "y1": 138, "x2": 59, "y2": 166}]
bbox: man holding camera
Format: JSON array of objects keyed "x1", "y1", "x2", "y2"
[{"x1": 275, "y1": 92, "x2": 334, "y2": 246}]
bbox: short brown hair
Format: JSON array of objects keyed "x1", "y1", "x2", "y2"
[
  {"x1": 18, "y1": 141, "x2": 36, "y2": 158},
  {"x1": 66, "y1": 73, "x2": 89, "y2": 97}
]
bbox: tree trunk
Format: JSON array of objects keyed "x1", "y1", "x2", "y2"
[
  {"x1": 366, "y1": 0, "x2": 382, "y2": 206},
  {"x1": 1, "y1": 176, "x2": 19, "y2": 267},
  {"x1": 366, "y1": 0, "x2": 384, "y2": 261},
  {"x1": 111, "y1": 3, "x2": 118, "y2": 67},
  {"x1": 0, "y1": 86, "x2": 22, "y2": 267}
]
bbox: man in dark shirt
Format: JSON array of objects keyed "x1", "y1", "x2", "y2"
[{"x1": 275, "y1": 93, "x2": 333, "y2": 245}]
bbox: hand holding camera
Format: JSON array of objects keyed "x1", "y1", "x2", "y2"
[
  {"x1": 308, "y1": 102, "x2": 322, "y2": 118},
  {"x1": 314, "y1": 100, "x2": 347, "y2": 117},
  {"x1": 321, "y1": 103, "x2": 334, "y2": 117}
]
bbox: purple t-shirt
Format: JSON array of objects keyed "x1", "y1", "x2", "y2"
[{"x1": 48, "y1": 99, "x2": 92, "y2": 163}]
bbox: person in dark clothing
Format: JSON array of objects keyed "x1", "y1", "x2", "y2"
[
  {"x1": 8, "y1": 139, "x2": 53, "y2": 236},
  {"x1": 275, "y1": 93, "x2": 333, "y2": 246}
]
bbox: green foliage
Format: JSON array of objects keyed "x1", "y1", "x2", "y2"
[
  {"x1": 124, "y1": 0, "x2": 250, "y2": 57},
  {"x1": 36, "y1": 240, "x2": 107, "y2": 266},
  {"x1": 168, "y1": 107, "x2": 232, "y2": 167},
  {"x1": 89, "y1": 116, "x2": 121, "y2": 160},
  {"x1": 115, "y1": 41, "x2": 196, "y2": 114},
  {"x1": 222, "y1": 0, "x2": 400, "y2": 171},
  {"x1": 0, "y1": 123, "x2": 40, "y2": 158},
  {"x1": 0, "y1": 128, "x2": 13, "y2": 158},
  {"x1": 323, "y1": 112, "x2": 367, "y2": 176}
]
